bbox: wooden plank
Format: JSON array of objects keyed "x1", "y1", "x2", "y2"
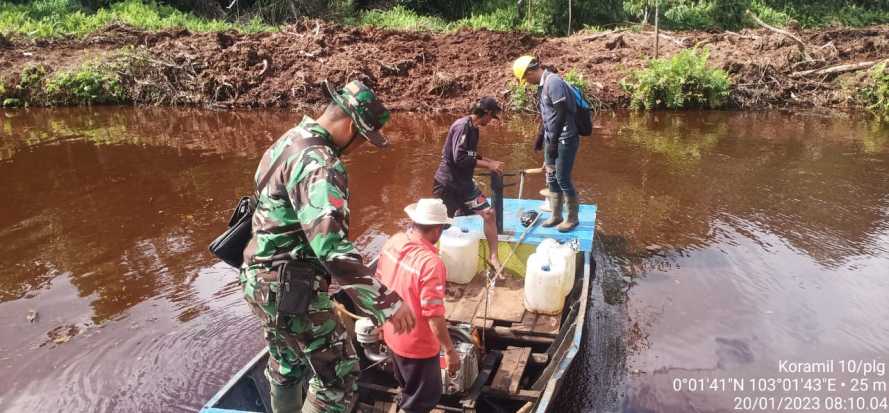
[
  {"x1": 373, "y1": 400, "x2": 397, "y2": 413},
  {"x1": 513, "y1": 311, "x2": 560, "y2": 337},
  {"x1": 491, "y1": 347, "x2": 532, "y2": 393},
  {"x1": 529, "y1": 353, "x2": 548, "y2": 366},
  {"x1": 480, "y1": 386, "x2": 541, "y2": 402},
  {"x1": 486, "y1": 276, "x2": 527, "y2": 323},
  {"x1": 471, "y1": 318, "x2": 494, "y2": 329},
  {"x1": 447, "y1": 273, "x2": 525, "y2": 325},
  {"x1": 445, "y1": 276, "x2": 485, "y2": 323},
  {"x1": 516, "y1": 402, "x2": 535, "y2": 413},
  {"x1": 488, "y1": 326, "x2": 556, "y2": 346},
  {"x1": 508, "y1": 347, "x2": 532, "y2": 394}
]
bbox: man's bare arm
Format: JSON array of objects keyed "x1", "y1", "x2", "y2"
[{"x1": 428, "y1": 316, "x2": 460, "y2": 374}]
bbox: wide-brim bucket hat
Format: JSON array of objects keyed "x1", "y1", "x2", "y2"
[
  {"x1": 404, "y1": 198, "x2": 454, "y2": 226},
  {"x1": 323, "y1": 79, "x2": 391, "y2": 148}
]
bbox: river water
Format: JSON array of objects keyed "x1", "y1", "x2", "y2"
[{"x1": 1, "y1": 108, "x2": 887, "y2": 412}]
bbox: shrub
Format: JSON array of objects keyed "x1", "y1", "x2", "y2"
[
  {"x1": 452, "y1": 7, "x2": 522, "y2": 32},
  {"x1": 860, "y1": 62, "x2": 889, "y2": 122},
  {"x1": 620, "y1": 48, "x2": 730, "y2": 110},
  {"x1": 44, "y1": 61, "x2": 127, "y2": 105},
  {"x1": 709, "y1": 0, "x2": 751, "y2": 30},
  {"x1": 563, "y1": 68, "x2": 588, "y2": 95},
  {"x1": 508, "y1": 81, "x2": 534, "y2": 112},
  {"x1": 19, "y1": 64, "x2": 48, "y2": 89},
  {"x1": 563, "y1": 68, "x2": 605, "y2": 111}
]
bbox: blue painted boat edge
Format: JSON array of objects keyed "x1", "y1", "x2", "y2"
[
  {"x1": 453, "y1": 198, "x2": 597, "y2": 251},
  {"x1": 200, "y1": 348, "x2": 268, "y2": 413},
  {"x1": 535, "y1": 249, "x2": 593, "y2": 412}
]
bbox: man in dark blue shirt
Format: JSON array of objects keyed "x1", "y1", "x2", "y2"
[
  {"x1": 433, "y1": 97, "x2": 504, "y2": 269},
  {"x1": 513, "y1": 55, "x2": 580, "y2": 232}
]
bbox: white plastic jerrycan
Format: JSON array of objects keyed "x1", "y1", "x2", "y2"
[
  {"x1": 535, "y1": 239, "x2": 577, "y2": 296},
  {"x1": 523, "y1": 252, "x2": 566, "y2": 315},
  {"x1": 439, "y1": 226, "x2": 479, "y2": 284}
]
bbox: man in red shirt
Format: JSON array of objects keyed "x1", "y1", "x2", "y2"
[{"x1": 376, "y1": 198, "x2": 461, "y2": 413}]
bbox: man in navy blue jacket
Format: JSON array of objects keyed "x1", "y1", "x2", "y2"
[
  {"x1": 513, "y1": 55, "x2": 580, "y2": 232},
  {"x1": 433, "y1": 97, "x2": 505, "y2": 270}
]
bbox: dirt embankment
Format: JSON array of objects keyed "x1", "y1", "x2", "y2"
[{"x1": 1, "y1": 21, "x2": 887, "y2": 112}]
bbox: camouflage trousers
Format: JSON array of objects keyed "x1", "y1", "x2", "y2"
[{"x1": 241, "y1": 265, "x2": 360, "y2": 413}]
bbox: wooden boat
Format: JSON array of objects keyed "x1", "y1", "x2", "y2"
[{"x1": 201, "y1": 194, "x2": 597, "y2": 413}]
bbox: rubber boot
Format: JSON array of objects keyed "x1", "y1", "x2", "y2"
[
  {"x1": 270, "y1": 381, "x2": 303, "y2": 413},
  {"x1": 558, "y1": 195, "x2": 579, "y2": 233},
  {"x1": 542, "y1": 192, "x2": 563, "y2": 227}
]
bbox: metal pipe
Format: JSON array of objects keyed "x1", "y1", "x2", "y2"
[
  {"x1": 490, "y1": 172, "x2": 504, "y2": 234},
  {"x1": 518, "y1": 171, "x2": 525, "y2": 200}
]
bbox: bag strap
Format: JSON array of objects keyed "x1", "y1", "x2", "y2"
[{"x1": 256, "y1": 133, "x2": 330, "y2": 196}]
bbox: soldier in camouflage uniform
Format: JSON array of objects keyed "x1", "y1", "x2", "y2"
[{"x1": 241, "y1": 80, "x2": 416, "y2": 413}]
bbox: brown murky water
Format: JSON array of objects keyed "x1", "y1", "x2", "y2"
[{"x1": 1, "y1": 108, "x2": 887, "y2": 412}]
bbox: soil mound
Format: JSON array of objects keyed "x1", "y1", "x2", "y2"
[{"x1": 2, "y1": 21, "x2": 887, "y2": 112}]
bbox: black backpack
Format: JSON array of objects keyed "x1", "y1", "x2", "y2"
[{"x1": 569, "y1": 84, "x2": 593, "y2": 137}]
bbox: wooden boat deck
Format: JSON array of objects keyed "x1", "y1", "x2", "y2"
[{"x1": 445, "y1": 275, "x2": 561, "y2": 336}]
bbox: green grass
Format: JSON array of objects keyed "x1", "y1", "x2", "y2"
[
  {"x1": 353, "y1": 4, "x2": 545, "y2": 34},
  {"x1": 764, "y1": 2, "x2": 889, "y2": 28},
  {"x1": 3, "y1": 0, "x2": 887, "y2": 40},
  {"x1": 620, "y1": 48, "x2": 731, "y2": 110},
  {"x1": 0, "y1": 0, "x2": 272, "y2": 39},
  {"x1": 354, "y1": 6, "x2": 449, "y2": 31}
]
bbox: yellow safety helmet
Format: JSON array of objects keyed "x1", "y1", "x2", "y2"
[{"x1": 512, "y1": 55, "x2": 539, "y2": 81}]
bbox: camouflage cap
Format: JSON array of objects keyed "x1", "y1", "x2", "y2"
[{"x1": 324, "y1": 80, "x2": 391, "y2": 148}]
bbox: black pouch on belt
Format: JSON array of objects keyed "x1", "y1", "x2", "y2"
[{"x1": 277, "y1": 262, "x2": 315, "y2": 316}]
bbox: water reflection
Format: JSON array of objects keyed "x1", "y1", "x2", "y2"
[{"x1": 0, "y1": 107, "x2": 887, "y2": 412}]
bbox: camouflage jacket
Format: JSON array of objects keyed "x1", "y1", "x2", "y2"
[{"x1": 243, "y1": 116, "x2": 403, "y2": 324}]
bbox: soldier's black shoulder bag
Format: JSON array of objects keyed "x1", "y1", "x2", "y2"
[{"x1": 208, "y1": 135, "x2": 327, "y2": 268}]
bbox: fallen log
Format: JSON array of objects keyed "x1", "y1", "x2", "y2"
[
  {"x1": 658, "y1": 31, "x2": 688, "y2": 48},
  {"x1": 746, "y1": 10, "x2": 810, "y2": 61},
  {"x1": 790, "y1": 60, "x2": 885, "y2": 78},
  {"x1": 580, "y1": 29, "x2": 624, "y2": 42}
]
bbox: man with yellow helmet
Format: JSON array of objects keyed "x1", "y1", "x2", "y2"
[{"x1": 512, "y1": 55, "x2": 580, "y2": 232}]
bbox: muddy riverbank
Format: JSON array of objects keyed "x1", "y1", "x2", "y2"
[{"x1": 1, "y1": 22, "x2": 888, "y2": 111}]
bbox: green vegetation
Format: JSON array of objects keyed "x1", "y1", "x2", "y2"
[
  {"x1": 1, "y1": 59, "x2": 130, "y2": 106},
  {"x1": 355, "y1": 6, "x2": 447, "y2": 32},
  {"x1": 362, "y1": 0, "x2": 889, "y2": 35},
  {"x1": 563, "y1": 69, "x2": 588, "y2": 95},
  {"x1": 2, "y1": 0, "x2": 887, "y2": 39},
  {"x1": 0, "y1": 0, "x2": 270, "y2": 39},
  {"x1": 45, "y1": 61, "x2": 127, "y2": 104},
  {"x1": 620, "y1": 48, "x2": 730, "y2": 110},
  {"x1": 754, "y1": 0, "x2": 889, "y2": 28},
  {"x1": 352, "y1": 4, "x2": 542, "y2": 33},
  {"x1": 3, "y1": 64, "x2": 49, "y2": 105},
  {"x1": 860, "y1": 62, "x2": 889, "y2": 122},
  {"x1": 508, "y1": 68, "x2": 598, "y2": 113},
  {"x1": 508, "y1": 82, "x2": 533, "y2": 113}
]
